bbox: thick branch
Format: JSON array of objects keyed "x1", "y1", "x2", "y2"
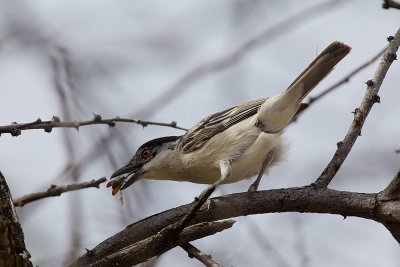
[
  {"x1": 0, "y1": 115, "x2": 186, "y2": 136},
  {"x1": 13, "y1": 177, "x2": 107, "y2": 207},
  {"x1": 72, "y1": 186, "x2": 400, "y2": 265},
  {"x1": 71, "y1": 220, "x2": 235, "y2": 267},
  {"x1": 0, "y1": 171, "x2": 32, "y2": 267},
  {"x1": 181, "y1": 243, "x2": 225, "y2": 267},
  {"x1": 313, "y1": 28, "x2": 400, "y2": 188}
]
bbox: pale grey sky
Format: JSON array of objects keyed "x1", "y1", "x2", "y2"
[{"x1": 0, "y1": 0, "x2": 399, "y2": 266}]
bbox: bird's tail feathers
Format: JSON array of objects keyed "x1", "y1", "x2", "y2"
[
  {"x1": 257, "y1": 42, "x2": 350, "y2": 133},
  {"x1": 285, "y1": 41, "x2": 351, "y2": 101}
]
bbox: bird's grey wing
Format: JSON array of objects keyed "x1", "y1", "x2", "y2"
[{"x1": 180, "y1": 98, "x2": 266, "y2": 153}]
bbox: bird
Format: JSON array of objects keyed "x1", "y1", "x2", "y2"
[{"x1": 107, "y1": 41, "x2": 351, "y2": 196}]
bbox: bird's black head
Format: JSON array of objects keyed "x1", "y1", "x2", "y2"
[
  {"x1": 108, "y1": 136, "x2": 181, "y2": 194},
  {"x1": 136, "y1": 136, "x2": 181, "y2": 163}
]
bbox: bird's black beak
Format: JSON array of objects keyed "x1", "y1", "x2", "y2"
[
  {"x1": 109, "y1": 161, "x2": 146, "y2": 192},
  {"x1": 110, "y1": 163, "x2": 141, "y2": 179}
]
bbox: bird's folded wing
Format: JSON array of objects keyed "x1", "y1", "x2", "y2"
[{"x1": 180, "y1": 98, "x2": 266, "y2": 153}]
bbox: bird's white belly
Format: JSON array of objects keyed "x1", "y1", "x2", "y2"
[{"x1": 223, "y1": 132, "x2": 286, "y2": 184}]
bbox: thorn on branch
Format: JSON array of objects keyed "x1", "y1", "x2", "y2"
[
  {"x1": 365, "y1": 80, "x2": 374, "y2": 87},
  {"x1": 387, "y1": 36, "x2": 395, "y2": 42},
  {"x1": 85, "y1": 248, "x2": 94, "y2": 256},
  {"x1": 137, "y1": 120, "x2": 148, "y2": 127},
  {"x1": 44, "y1": 125, "x2": 52, "y2": 133},
  {"x1": 336, "y1": 141, "x2": 343, "y2": 148},
  {"x1": 93, "y1": 114, "x2": 102, "y2": 122},
  {"x1": 351, "y1": 108, "x2": 359, "y2": 115},
  {"x1": 52, "y1": 116, "x2": 60, "y2": 122},
  {"x1": 373, "y1": 95, "x2": 381, "y2": 104}
]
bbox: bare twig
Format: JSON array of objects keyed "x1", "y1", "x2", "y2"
[
  {"x1": 313, "y1": 29, "x2": 400, "y2": 188},
  {"x1": 307, "y1": 47, "x2": 386, "y2": 106},
  {"x1": 13, "y1": 177, "x2": 107, "y2": 207},
  {"x1": 383, "y1": 0, "x2": 400, "y2": 9},
  {"x1": 70, "y1": 220, "x2": 235, "y2": 267},
  {"x1": 378, "y1": 170, "x2": 400, "y2": 201},
  {"x1": 51, "y1": 46, "x2": 83, "y2": 264},
  {"x1": 0, "y1": 115, "x2": 187, "y2": 136},
  {"x1": 181, "y1": 243, "x2": 225, "y2": 267}
]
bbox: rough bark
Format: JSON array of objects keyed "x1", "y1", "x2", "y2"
[{"x1": 0, "y1": 171, "x2": 32, "y2": 267}]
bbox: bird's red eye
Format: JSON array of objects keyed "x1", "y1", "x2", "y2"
[{"x1": 141, "y1": 148, "x2": 151, "y2": 159}]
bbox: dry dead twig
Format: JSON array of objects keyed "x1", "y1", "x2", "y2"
[
  {"x1": 13, "y1": 177, "x2": 107, "y2": 207},
  {"x1": 313, "y1": 30, "x2": 400, "y2": 188},
  {"x1": 0, "y1": 115, "x2": 187, "y2": 137},
  {"x1": 181, "y1": 243, "x2": 225, "y2": 267}
]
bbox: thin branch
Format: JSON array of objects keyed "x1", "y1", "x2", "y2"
[
  {"x1": 313, "y1": 29, "x2": 400, "y2": 188},
  {"x1": 71, "y1": 186, "x2": 400, "y2": 265},
  {"x1": 13, "y1": 177, "x2": 107, "y2": 207},
  {"x1": 383, "y1": 0, "x2": 400, "y2": 9},
  {"x1": 181, "y1": 243, "x2": 225, "y2": 267},
  {"x1": 306, "y1": 47, "x2": 386, "y2": 106},
  {"x1": 0, "y1": 115, "x2": 187, "y2": 136},
  {"x1": 378, "y1": 170, "x2": 400, "y2": 201},
  {"x1": 51, "y1": 46, "x2": 83, "y2": 264},
  {"x1": 70, "y1": 220, "x2": 235, "y2": 267}
]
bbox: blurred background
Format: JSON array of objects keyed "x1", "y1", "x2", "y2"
[{"x1": 0, "y1": 0, "x2": 399, "y2": 266}]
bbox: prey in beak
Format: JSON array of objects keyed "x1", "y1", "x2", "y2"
[{"x1": 107, "y1": 161, "x2": 146, "y2": 196}]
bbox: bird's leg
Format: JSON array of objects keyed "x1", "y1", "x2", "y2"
[
  {"x1": 248, "y1": 149, "x2": 275, "y2": 192},
  {"x1": 202, "y1": 160, "x2": 231, "y2": 209}
]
